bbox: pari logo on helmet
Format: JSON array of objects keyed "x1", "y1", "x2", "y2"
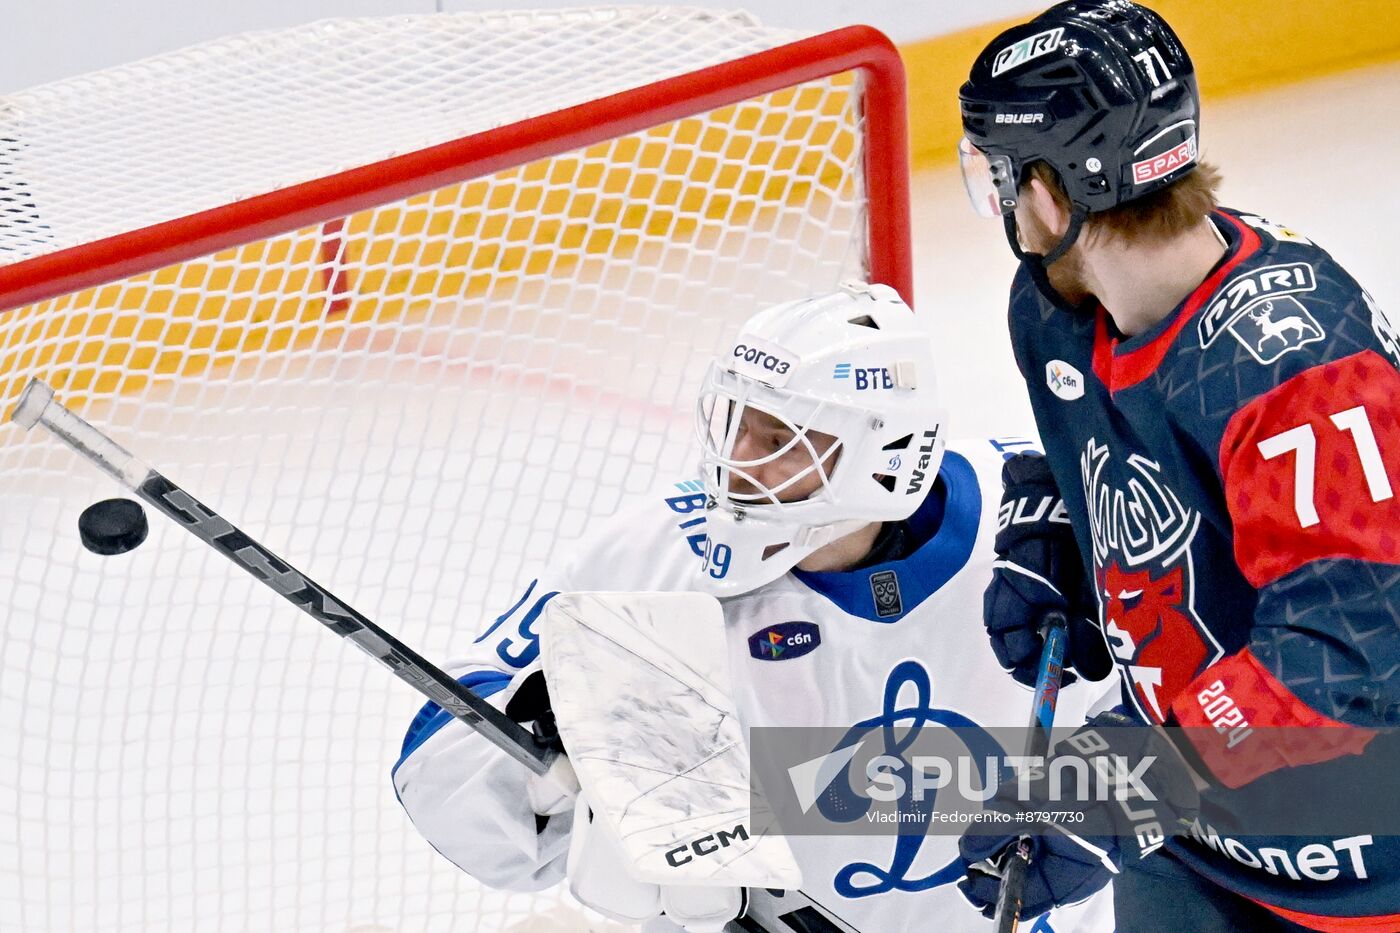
[
  {"x1": 991, "y1": 26, "x2": 1063, "y2": 77},
  {"x1": 695, "y1": 282, "x2": 945, "y2": 596}
]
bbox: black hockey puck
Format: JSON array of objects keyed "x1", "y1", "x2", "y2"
[{"x1": 78, "y1": 498, "x2": 149, "y2": 555}]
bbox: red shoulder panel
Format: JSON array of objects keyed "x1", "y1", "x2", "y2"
[{"x1": 1219, "y1": 349, "x2": 1400, "y2": 588}]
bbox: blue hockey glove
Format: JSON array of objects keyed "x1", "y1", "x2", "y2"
[
  {"x1": 957, "y1": 711, "x2": 1203, "y2": 918},
  {"x1": 957, "y1": 826, "x2": 1114, "y2": 921},
  {"x1": 983, "y1": 452, "x2": 1112, "y2": 686}
]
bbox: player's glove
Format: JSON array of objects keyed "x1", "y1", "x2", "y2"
[
  {"x1": 983, "y1": 452, "x2": 1112, "y2": 686},
  {"x1": 503, "y1": 667, "x2": 565, "y2": 752},
  {"x1": 500, "y1": 664, "x2": 579, "y2": 819},
  {"x1": 957, "y1": 711, "x2": 1203, "y2": 918}
]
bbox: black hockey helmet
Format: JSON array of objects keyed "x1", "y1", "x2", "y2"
[{"x1": 958, "y1": 0, "x2": 1199, "y2": 220}]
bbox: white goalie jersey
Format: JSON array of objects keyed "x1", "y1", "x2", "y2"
[{"x1": 392, "y1": 438, "x2": 1116, "y2": 933}]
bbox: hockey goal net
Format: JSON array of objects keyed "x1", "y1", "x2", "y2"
[{"x1": 0, "y1": 8, "x2": 909, "y2": 931}]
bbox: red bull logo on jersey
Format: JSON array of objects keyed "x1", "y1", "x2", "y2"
[
  {"x1": 1082, "y1": 439, "x2": 1223, "y2": 722},
  {"x1": 1099, "y1": 563, "x2": 1213, "y2": 721}
]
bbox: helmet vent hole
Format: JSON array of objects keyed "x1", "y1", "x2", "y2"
[
  {"x1": 761, "y1": 543, "x2": 790, "y2": 561},
  {"x1": 881, "y1": 433, "x2": 913, "y2": 452},
  {"x1": 847, "y1": 314, "x2": 879, "y2": 329},
  {"x1": 873, "y1": 473, "x2": 898, "y2": 493}
]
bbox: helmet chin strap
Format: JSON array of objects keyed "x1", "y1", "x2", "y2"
[{"x1": 1001, "y1": 207, "x2": 1089, "y2": 313}]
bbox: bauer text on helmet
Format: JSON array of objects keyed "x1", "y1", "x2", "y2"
[{"x1": 694, "y1": 282, "x2": 945, "y2": 595}]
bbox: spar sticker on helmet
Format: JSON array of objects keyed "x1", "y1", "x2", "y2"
[
  {"x1": 1132, "y1": 133, "x2": 1197, "y2": 185},
  {"x1": 991, "y1": 27, "x2": 1063, "y2": 77},
  {"x1": 729, "y1": 335, "x2": 796, "y2": 387}
]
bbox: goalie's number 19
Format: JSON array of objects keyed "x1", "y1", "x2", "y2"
[{"x1": 1257, "y1": 404, "x2": 1394, "y2": 528}]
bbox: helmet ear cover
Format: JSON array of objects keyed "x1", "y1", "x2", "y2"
[{"x1": 694, "y1": 283, "x2": 945, "y2": 596}]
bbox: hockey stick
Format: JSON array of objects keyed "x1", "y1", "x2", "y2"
[
  {"x1": 12, "y1": 378, "x2": 858, "y2": 933},
  {"x1": 993, "y1": 610, "x2": 1069, "y2": 933},
  {"x1": 731, "y1": 887, "x2": 863, "y2": 933},
  {"x1": 9, "y1": 378, "x2": 558, "y2": 776}
]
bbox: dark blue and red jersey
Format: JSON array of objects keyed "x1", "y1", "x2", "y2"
[{"x1": 1010, "y1": 208, "x2": 1400, "y2": 931}]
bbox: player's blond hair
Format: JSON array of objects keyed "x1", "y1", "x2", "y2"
[{"x1": 1028, "y1": 160, "x2": 1223, "y2": 245}]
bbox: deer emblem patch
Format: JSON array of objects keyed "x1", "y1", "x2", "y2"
[{"x1": 1226, "y1": 295, "x2": 1325, "y2": 364}]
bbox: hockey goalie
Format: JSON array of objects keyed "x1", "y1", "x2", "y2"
[{"x1": 392, "y1": 283, "x2": 1117, "y2": 931}]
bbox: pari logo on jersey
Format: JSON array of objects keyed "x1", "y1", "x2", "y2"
[
  {"x1": 1196, "y1": 262, "x2": 1324, "y2": 364},
  {"x1": 748, "y1": 621, "x2": 822, "y2": 661},
  {"x1": 729, "y1": 335, "x2": 796, "y2": 387},
  {"x1": 1045, "y1": 359, "x2": 1084, "y2": 401},
  {"x1": 1082, "y1": 439, "x2": 1223, "y2": 722},
  {"x1": 991, "y1": 26, "x2": 1063, "y2": 77}
]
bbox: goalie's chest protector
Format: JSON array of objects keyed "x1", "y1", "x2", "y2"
[
  {"x1": 566, "y1": 441, "x2": 1109, "y2": 931},
  {"x1": 723, "y1": 442, "x2": 1034, "y2": 733},
  {"x1": 712, "y1": 441, "x2": 1109, "y2": 932}
]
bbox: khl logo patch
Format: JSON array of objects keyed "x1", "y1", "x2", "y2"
[
  {"x1": 869, "y1": 570, "x2": 903, "y2": 618},
  {"x1": 748, "y1": 621, "x2": 821, "y2": 661}
]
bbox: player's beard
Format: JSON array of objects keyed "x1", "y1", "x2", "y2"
[{"x1": 1017, "y1": 208, "x2": 1092, "y2": 307}]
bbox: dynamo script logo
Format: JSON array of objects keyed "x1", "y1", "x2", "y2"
[{"x1": 786, "y1": 660, "x2": 1004, "y2": 897}]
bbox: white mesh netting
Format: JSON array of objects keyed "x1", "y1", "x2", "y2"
[{"x1": 0, "y1": 7, "x2": 902, "y2": 931}]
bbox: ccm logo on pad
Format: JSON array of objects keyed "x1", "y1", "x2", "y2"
[{"x1": 665, "y1": 825, "x2": 750, "y2": 867}]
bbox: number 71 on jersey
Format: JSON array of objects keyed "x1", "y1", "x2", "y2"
[{"x1": 1258, "y1": 404, "x2": 1394, "y2": 528}]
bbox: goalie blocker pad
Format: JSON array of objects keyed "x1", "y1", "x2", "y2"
[{"x1": 540, "y1": 591, "x2": 801, "y2": 890}]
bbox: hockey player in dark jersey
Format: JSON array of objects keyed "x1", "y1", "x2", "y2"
[{"x1": 952, "y1": 2, "x2": 1400, "y2": 931}]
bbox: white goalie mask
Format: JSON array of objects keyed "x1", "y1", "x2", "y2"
[{"x1": 695, "y1": 282, "x2": 946, "y2": 595}]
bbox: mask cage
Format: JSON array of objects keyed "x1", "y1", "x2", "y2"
[{"x1": 695, "y1": 364, "x2": 847, "y2": 510}]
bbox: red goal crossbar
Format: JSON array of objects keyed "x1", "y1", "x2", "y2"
[{"x1": 0, "y1": 25, "x2": 911, "y2": 314}]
